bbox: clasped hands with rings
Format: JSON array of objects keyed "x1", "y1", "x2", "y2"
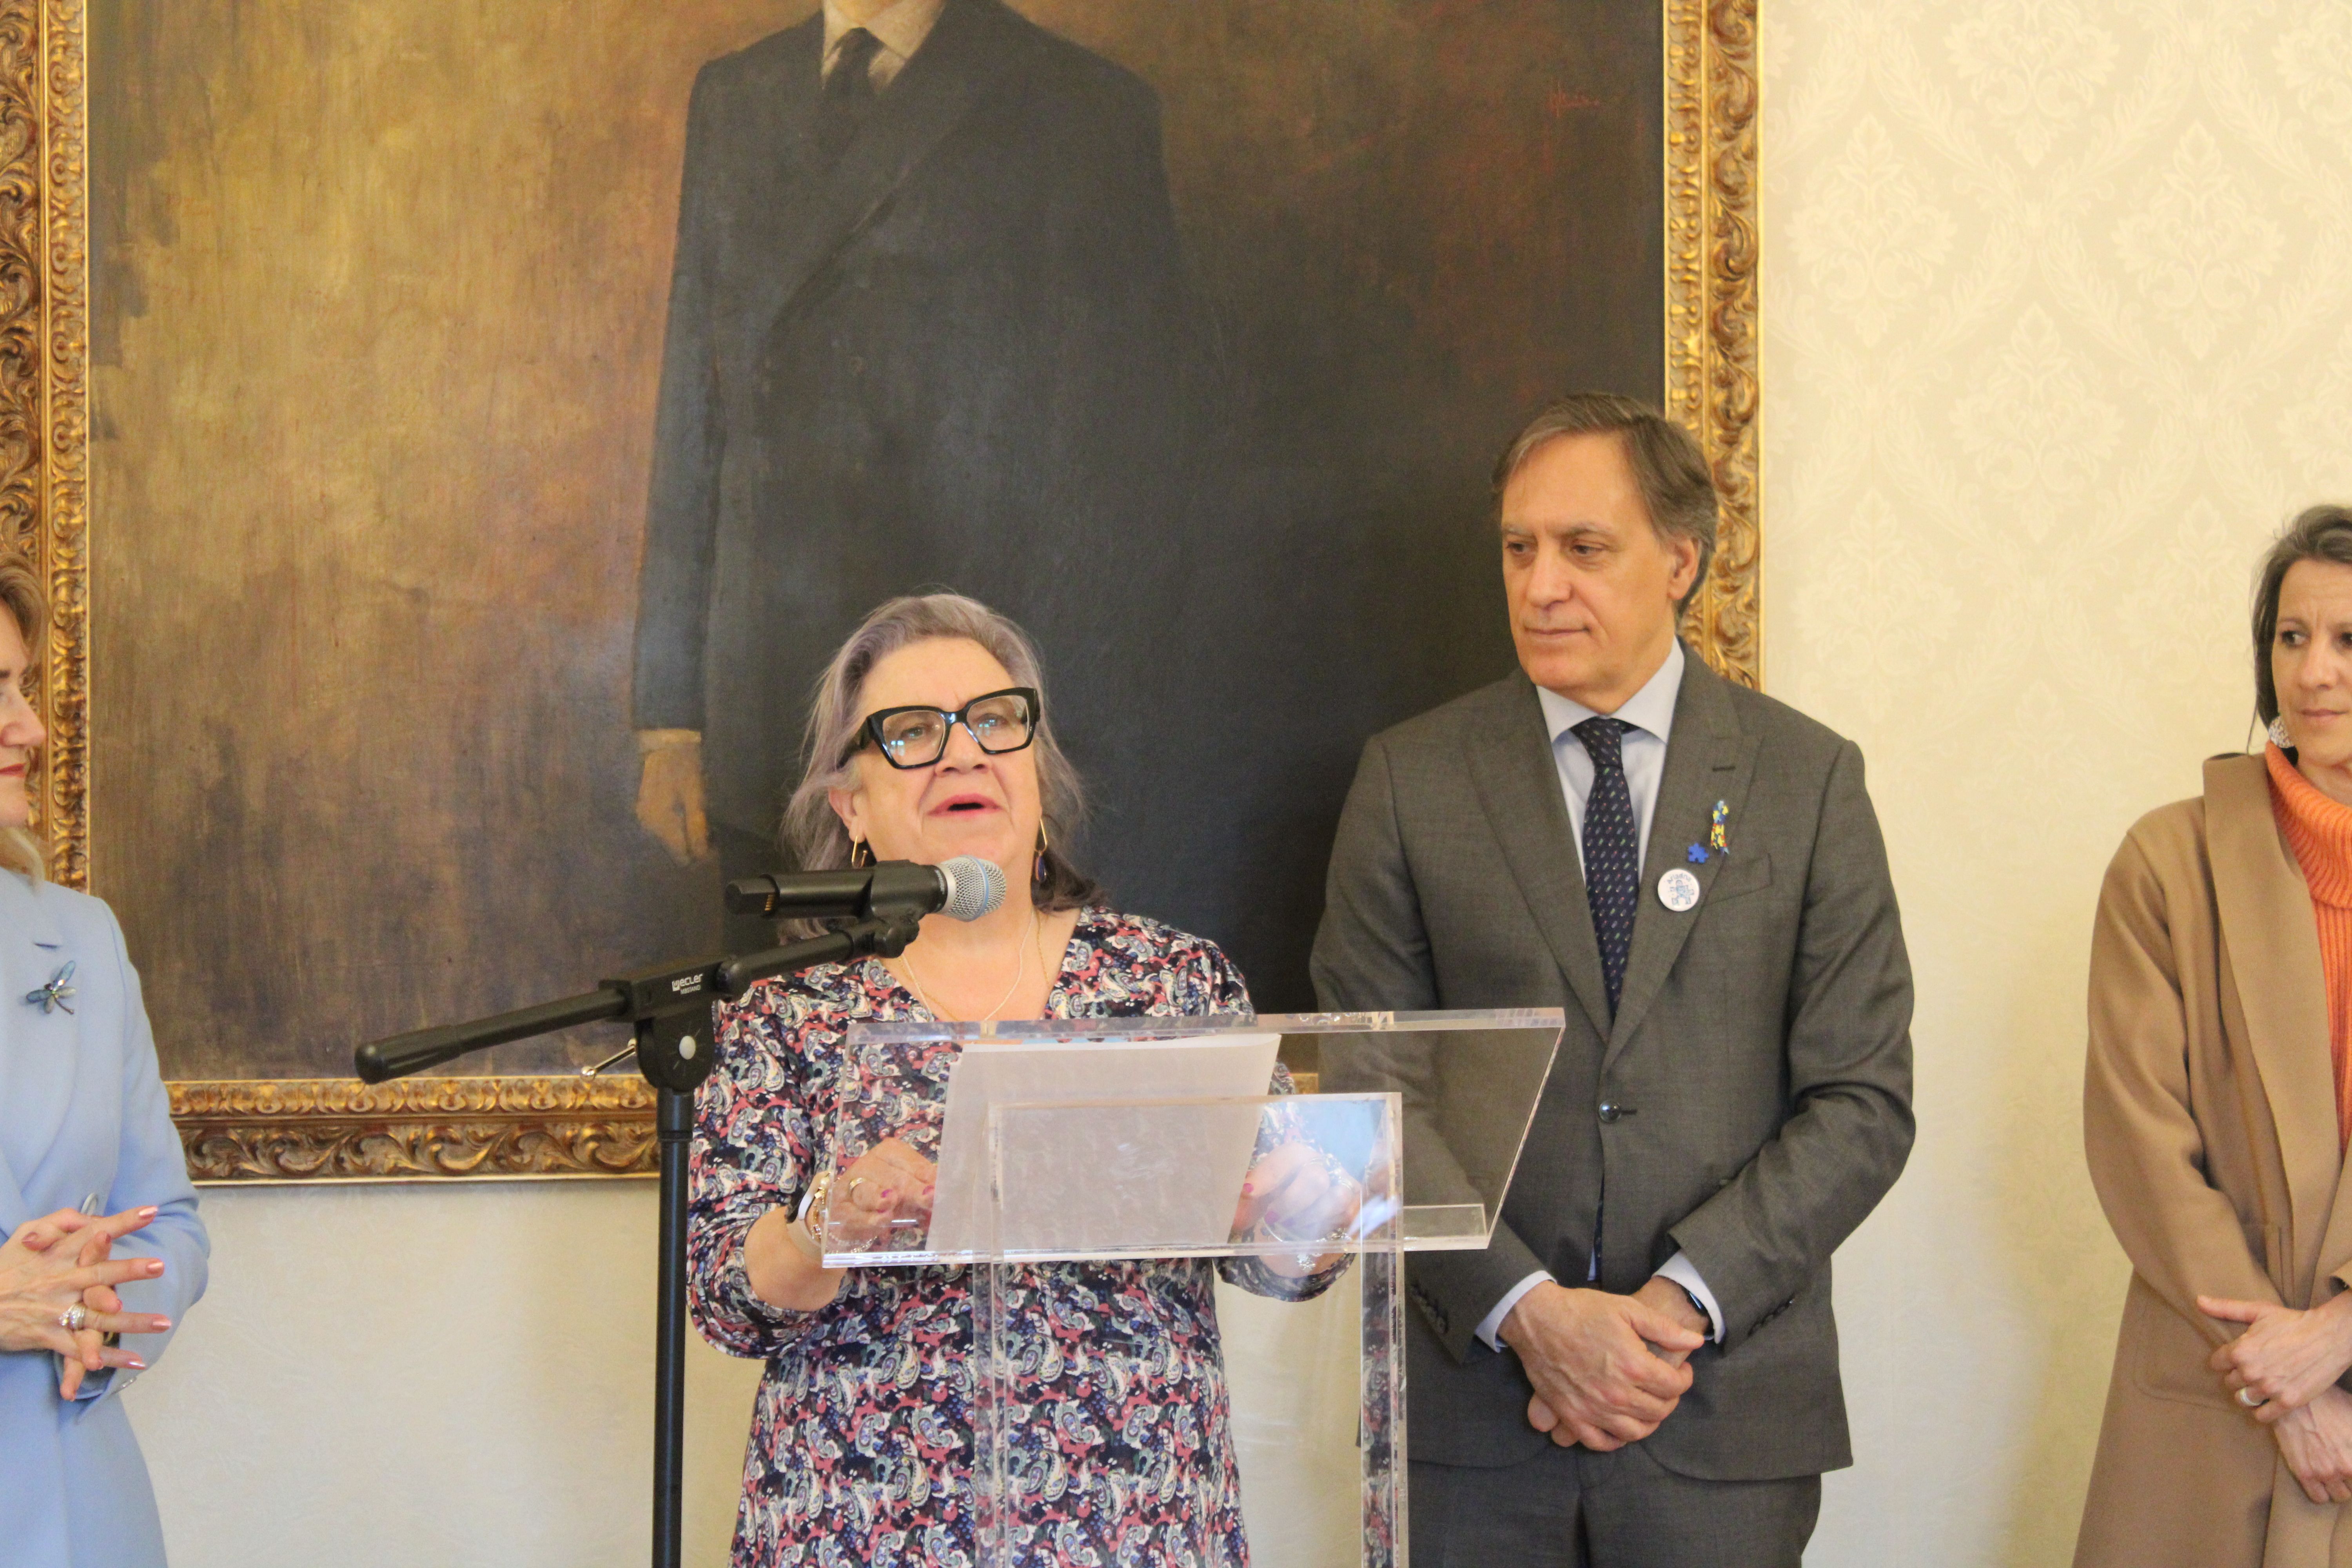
[
  {"x1": 2200, "y1": 1288, "x2": 2352, "y2": 1504},
  {"x1": 0, "y1": 1206, "x2": 174, "y2": 1399}
]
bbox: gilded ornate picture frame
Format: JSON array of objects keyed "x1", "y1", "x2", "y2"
[{"x1": 9, "y1": 0, "x2": 1757, "y2": 1181}]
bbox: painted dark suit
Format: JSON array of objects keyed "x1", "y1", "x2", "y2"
[{"x1": 632, "y1": 0, "x2": 1199, "y2": 861}]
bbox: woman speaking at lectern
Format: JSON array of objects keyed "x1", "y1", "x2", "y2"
[
  {"x1": 687, "y1": 593, "x2": 1352, "y2": 1567},
  {"x1": 0, "y1": 555, "x2": 209, "y2": 1567}
]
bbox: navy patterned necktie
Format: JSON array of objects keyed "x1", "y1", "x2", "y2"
[{"x1": 1573, "y1": 716, "x2": 1639, "y2": 1018}]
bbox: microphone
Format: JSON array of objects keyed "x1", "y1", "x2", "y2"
[{"x1": 725, "y1": 856, "x2": 1007, "y2": 924}]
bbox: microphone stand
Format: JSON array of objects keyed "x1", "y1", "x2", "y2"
[{"x1": 353, "y1": 912, "x2": 926, "y2": 1568}]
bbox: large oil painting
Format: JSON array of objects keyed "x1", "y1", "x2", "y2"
[{"x1": 1, "y1": 0, "x2": 1756, "y2": 1177}]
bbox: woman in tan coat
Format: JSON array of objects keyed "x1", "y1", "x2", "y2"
[{"x1": 2080, "y1": 505, "x2": 2352, "y2": 1567}]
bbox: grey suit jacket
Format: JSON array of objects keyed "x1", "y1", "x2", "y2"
[{"x1": 1311, "y1": 655, "x2": 1914, "y2": 1480}]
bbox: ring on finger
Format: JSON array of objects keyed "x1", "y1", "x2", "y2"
[
  {"x1": 2238, "y1": 1386, "x2": 2268, "y2": 1409},
  {"x1": 59, "y1": 1303, "x2": 87, "y2": 1333},
  {"x1": 847, "y1": 1176, "x2": 870, "y2": 1203}
]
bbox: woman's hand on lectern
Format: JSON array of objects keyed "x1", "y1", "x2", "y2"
[
  {"x1": 1234, "y1": 1143, "x2": 1363, "y2": 1277},
  {"x1": 829, "y1": 1138, "x2": 938, "y2": 1244},
  {"x1": 747, "y1": 1138, "x2": 935, "y2": 1313}
]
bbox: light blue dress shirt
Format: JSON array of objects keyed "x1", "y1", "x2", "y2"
[
  {"x1": 0, "y1": 870, "x2": 209, "y2": 1566},
  {"x1": 1534, "y1": 639, "x2": 1684, "y2": 883},
  {"x1": 1475, "y1": 641, "x2": 1726, "y2": 1349}
]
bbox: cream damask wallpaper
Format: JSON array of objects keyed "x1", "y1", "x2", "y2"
[{"x1": 1768, "y1": 0, "x2": 2352, "y2": 1561}]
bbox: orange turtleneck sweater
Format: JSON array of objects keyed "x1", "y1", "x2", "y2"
[{"x1": 2267, "y1": 742, "x2": 2352, "y2": 1147}]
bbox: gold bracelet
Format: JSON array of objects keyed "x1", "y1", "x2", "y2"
[{"x1": 800, "y1": 1170, "x2": 835, "y2": 1257}]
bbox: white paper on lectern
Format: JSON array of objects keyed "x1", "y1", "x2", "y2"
[{"x1": 927, "y1": 1031, "x2": 1281, "y2": 1257}]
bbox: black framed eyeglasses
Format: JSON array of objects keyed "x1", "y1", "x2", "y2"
[{"x1": 848, "y1": 687, "x2": 1042, "y2": 769}]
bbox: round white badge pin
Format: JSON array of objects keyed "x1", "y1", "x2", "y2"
[{"x1": 1658, "y1": 868, "x2": 1702, "y2": 913}]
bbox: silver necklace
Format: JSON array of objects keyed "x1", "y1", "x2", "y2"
[{"x1": 899, "y1": 908, "x2": 1040, "y2": 1022}]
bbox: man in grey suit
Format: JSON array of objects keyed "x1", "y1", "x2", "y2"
[{"x1": 1312, "y1": 393, "x2": 1914, "y2": 1565}]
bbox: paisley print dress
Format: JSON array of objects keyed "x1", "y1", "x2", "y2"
[{"x1": 689, "y1": 907, "x2": 1333, "y2": 1567}]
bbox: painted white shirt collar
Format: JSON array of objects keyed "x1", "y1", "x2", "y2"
[{"x1": 823, "y1": 0, "x2": 948, "y2": 85}]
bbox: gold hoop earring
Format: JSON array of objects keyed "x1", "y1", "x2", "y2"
[{"x1": 850, "y1": 838, "x2": 875, "y2": 869}]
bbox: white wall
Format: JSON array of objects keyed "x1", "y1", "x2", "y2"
[
  {"x1": 125, "y1": 1182, "x2": 764, "y2": 1565},
  {"x1": 118, "y1": 2, "x2": 2352, "y2": 1563},
  {"x1": 1771, "y1": 0, "x2": 2352, "y2": 1561},
  {"x1": 125, "y1": 1182, "x2": 1367, "y2": 1566}
]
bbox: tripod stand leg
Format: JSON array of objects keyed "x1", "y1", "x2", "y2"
[{"x1": 654, "y1": 1082, "x2": 695, "y2": 1568}]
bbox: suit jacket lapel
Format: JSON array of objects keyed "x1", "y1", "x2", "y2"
[
  {"x1": 1466, "y1": 677, "x2": 1615, "y2": 1041},
  {"x1": 738, "y1": 0, "x2": 1017, "y2": 357},
  {"x1": 1604, "y1": 659, "x2": 1757, "y2": 1065},
  {"x1": 2204, "y1": 754, "x2": 2342, "y2": 1288}
]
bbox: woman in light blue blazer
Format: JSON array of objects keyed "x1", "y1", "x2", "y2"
[{"x1": 0, "y1": 557, "x2": 207, "y2": 1566}]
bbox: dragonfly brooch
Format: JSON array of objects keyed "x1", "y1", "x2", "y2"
[{"x1": 24, "y1": 959, "x2": 75, "y2": 1015}]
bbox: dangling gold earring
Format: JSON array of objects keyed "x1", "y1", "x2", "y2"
[
  {"x1": 850, "y1": 838, "x2": 875, "y2": 869},
  {"x1": 1034, "y1": 823, "x2": 1051, "y2": 884}
]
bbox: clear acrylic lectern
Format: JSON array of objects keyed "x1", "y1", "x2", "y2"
[{"x1": 817, "y1": 1009, "x2": 1564, "y2": 1568}]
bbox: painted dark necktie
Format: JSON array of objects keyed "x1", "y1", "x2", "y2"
[
  {"x1": 1573, "y1": 715, "x2": 1639, "y2": 1018},
  {"x1": 818, "y1": 28, "x2": 884, "y2": 166}
]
